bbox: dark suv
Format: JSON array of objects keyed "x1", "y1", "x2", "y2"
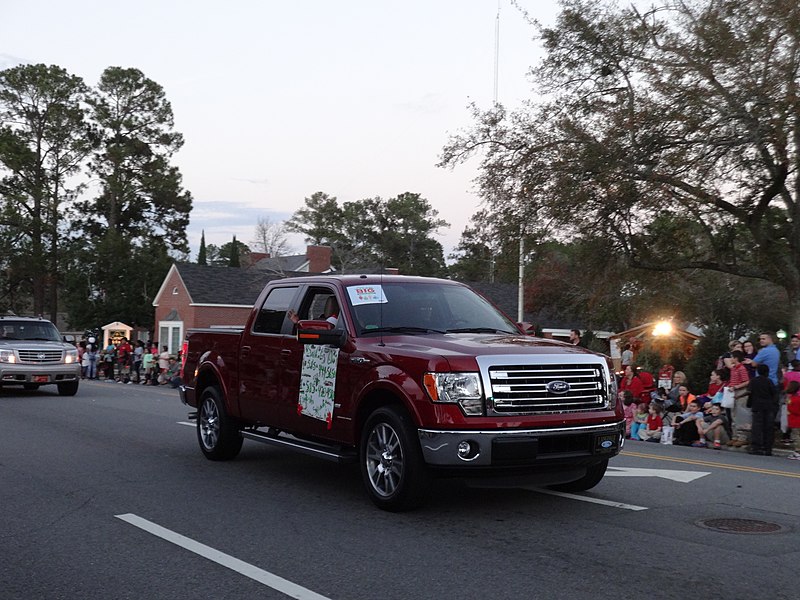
[{"x1": 0, "y1": 316, "x2": 81, "y2": 395}]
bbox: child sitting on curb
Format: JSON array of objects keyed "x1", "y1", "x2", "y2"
[
  {"x1": 694, "y1": 402, "x2": 730, "y2": 448},
  {"x1": 630, "y1": 402, "x2": 648, "y2": 440},
  {"x1": 673, "y1": 401, "x2": 704, "y2": 446},
  {"x1": 638, "y1": 403, "x2": 664, "y2": 442}
]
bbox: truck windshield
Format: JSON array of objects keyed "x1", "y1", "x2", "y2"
[
  {"x1": 347, "y1": 282, "x2": 518, "y2": 337},
  {"x1": 0, "y1": 320, "x2": 62, "y2": 342}
]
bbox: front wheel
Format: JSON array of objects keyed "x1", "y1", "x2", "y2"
[
  {"x1": 549, "y1": 459, "x2": 609, "y2": 492},
  {"x1": 197, "y1": 386, "x2": 243, "y2": 461},
  {"x1": 57, "y1": 381, "x2": 79, "y2": 396},
  {"x1": 360, "y1": 405, "x2": 430, "y2": 511}
]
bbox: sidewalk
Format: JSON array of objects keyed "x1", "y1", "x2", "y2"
[{"x1": 626, "y1": 437, "x2": 796, "y2": 458}]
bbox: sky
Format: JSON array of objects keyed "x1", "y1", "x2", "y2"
[{"x1": 1, "y1": 0, "x2": 561, "y2": 260}]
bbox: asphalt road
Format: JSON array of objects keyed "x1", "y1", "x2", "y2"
[{"x1": 1, "y1": 380, "x2": 798, "y2": 600}]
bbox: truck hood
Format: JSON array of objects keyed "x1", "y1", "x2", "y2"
[{"x1": 370, "y1": 333, "x2": 600, "y2": 359}]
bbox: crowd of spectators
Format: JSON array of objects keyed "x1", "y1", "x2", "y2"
[
  {"x1": 620, "y1": 331, "x2": 800, "y2": 460},
  {"x1": 75, "y1": 337, "x2": 182, "y2": 388}
]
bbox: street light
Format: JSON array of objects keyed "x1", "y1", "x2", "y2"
[{"x1": 777, "y1": 329, "x2": 787, "y2": 340}]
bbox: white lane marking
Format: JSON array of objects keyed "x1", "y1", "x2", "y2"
[
  {"x1": 527, "y1": 488, "x2": 648, "y2": 511},
  {"x1": 177, "y1": 421, "x2": 194, "y2": 427},
  {"x1": 116, "y1": 514, "x2": 332, "y2": 600},
  {"x1": 605, "y1": 467, "x2": 710, "y2": 483}
]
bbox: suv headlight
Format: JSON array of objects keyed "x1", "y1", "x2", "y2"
[
  {"x1": 423, "y1": 372, "x2": 484, "y2": 416},
  {"x1": 0, "y1": 349, "x2": 16, "y2": 363},
  {"x1": 64, "y1": 348, "x2": 79, "y2": 364}
]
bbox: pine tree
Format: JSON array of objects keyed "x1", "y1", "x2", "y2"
[
  {"x1": 198, "y1": 230, "x2": 207, "y2": 265},
  {"x1": 229, "y1": 235, "x2": 240, "y2": 267}
]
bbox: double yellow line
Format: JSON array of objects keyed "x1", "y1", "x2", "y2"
[{"x1": 622, "y1": 450, "x2": 800, "y2": 479}]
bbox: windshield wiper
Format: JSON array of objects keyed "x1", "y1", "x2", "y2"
[
  {"x1": 363, "y1": 326, "x2": 446, "y2": 335},
  {"x1": 26, "y1": 337, "x2": 56, "y2": 341},
  {"x1": 445, "y1": 327, "x2": 513, "y2": 334}
]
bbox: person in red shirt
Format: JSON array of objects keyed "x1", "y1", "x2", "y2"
[
  {"x1": 726, "y1": 350, "x2": 751, "y2": 447},
  {"x1": 619, "y1": 365, "x2": 644, "y2": 400},
  {"x1": 697, "y1": 368, "x2": 727, "y2": 404},
  {"x1": 785, "y1": 379, "x2": 800, "y2": 459},
  {"x1": 638, "y1": 403, "x2": 664, "y2": 442},
  {"x1": 636, "y1": 368, "x2": 655, "y2": 405},
  {"x1": 116, "y1": 337, "x2": 133, "y2": 383}
]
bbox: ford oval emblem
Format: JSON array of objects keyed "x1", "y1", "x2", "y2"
[
  {"x1": 601, "y1": 440, "x2": 613, "y2": 449},
  {"x1": 546, "y1": 380, "x2": 570, "y2": 394}
]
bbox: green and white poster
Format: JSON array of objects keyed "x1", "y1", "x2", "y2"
[{"x1": 298, "y1": 344, "x2": 339, "y2": 427}]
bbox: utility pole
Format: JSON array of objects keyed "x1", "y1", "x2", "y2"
[{"x1": 518, "y1": 223, "x2": 524, "y2": 322}]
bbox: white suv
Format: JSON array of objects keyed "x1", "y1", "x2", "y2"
[{"x1": 0, "y1": 316, "x2": 81, "y2": 396}]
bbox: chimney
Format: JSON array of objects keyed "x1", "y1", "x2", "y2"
[{"x1": 306, "y1": 245, "x2": 332, "y2": 273}]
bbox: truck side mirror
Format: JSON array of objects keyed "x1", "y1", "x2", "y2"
[
  {"x1": 296, "y1": 320, "x2": 347, "y2": 348},
  {"x1": 63, "y1": 334, "x2": 76, "y2": 343}
]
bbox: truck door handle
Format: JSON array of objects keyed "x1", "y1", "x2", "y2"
[
  {"x1": 281, "y1": 349, "x2": 292, "y2": 359},
  {"x1": 241, "y1": 346, "x2": 251, "y2": 357}
]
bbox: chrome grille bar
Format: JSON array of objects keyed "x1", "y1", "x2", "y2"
[
  {"x1": 17, "y1": 349, "x2": 64, "y2": 364},
  {"x1": 487, "y1": 361, "x2": 608, "y2": 414}
]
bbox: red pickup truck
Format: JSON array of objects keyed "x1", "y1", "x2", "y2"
[{"x1": 179, "y1": 275, "x2": 624, "y2": 510}]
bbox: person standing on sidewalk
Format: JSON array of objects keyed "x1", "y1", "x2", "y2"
[
  {"x1": 748, "y1": 363, "x2": 779, "y2": 455},
  {"x1": 785, "y1": 380, "x2": 800, "y2": 460},
  {"x1": 746, "y1": 332, "x2": 780, "y2": 386},
  {"x1": 727, "y1": 350, "x2": 751, "y2": 447}
]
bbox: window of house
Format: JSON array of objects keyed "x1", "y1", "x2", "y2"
[{"x1": 158, "y1": 321, "x2": 183, "y2": 356}]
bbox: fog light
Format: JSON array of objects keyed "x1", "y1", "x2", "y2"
[{"x1": 457, "y1": 440, "x2": 480, "y2": 461}]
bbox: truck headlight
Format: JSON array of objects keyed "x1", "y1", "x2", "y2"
[
  {"x1": 608, "y1": 372, "x2": 618, "y2": 409},
  {"x1": 423, "y1": 372, "x2": 484, "y2": 416},
  {"x1": 0, "y1": 349, "x2": 16, "y2": 363},
  {"x1": 64, "y1": 349, "x2": 79, "y2": 364}
]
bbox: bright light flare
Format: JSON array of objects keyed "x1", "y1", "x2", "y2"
[{"x1": 652, "y1": 321, "x2": 673, "y2": 337}]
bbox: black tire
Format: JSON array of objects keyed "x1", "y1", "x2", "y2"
[
  {"x1": 360, "y1": 405, "x2": 431, "y2": 511},
  {"x1": 23, "y1": 383, "x2": 40, "y2": 391},
  {"x1": 197, "y1": 386, "x2": 243, "y2": 461},
  {"x1": 549, "y1": 459, "x2": 609, "y2": 493},
  {"x1": 57, "y1": 381, "x2": 79, "y2": 396}
]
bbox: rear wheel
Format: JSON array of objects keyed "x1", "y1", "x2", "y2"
[
  {"x1": 549, "y1": 459, "x2": 608, "y2": 492},
  {"x1": 57, "y1": 381, "x2": 79, "y2": 396},
  {"x1": 360, "y1": 405, "x2": 430, "y2": 511},
  {"x1": 197, "y1": 386, "x2": 243, "y2": 460}
]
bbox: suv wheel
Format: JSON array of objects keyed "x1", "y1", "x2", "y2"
[{"x1": 57, "y1": 381, "x2": 79, "y2": 396}]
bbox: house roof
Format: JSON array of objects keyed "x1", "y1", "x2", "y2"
[
  {"x1": 253, "y1": 254, "x2": 310, "y2": 274},
  {"x1": 166, "y1": 263, "x2": 293, "y2": 306}
]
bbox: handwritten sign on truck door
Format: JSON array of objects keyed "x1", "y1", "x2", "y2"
[{"x1": 298, "y1": 344, "x2": 339, "y2": 426}]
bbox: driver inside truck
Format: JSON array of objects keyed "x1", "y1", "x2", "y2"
[{"x1": 319, "y1": 296, "x2": 339, "y2": 326}]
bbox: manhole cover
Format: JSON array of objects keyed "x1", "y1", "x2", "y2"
[{"x1": 696, "y1": 518, "x2": 787, "y2": 534}]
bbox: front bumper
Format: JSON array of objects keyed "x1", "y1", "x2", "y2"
[
  {"x1": 0, "y1": 363, "x2": 81, "y2": 385},
  {"x1": 418, "y1": 420, "x2": 625, "y2": 467},
  {"x1": 178, "y1": 384, "x2": 192, "y2": 405}
]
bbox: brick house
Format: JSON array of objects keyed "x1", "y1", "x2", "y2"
[{"x1": 152, "y1": 246, "x2": 333, "y2": 355}]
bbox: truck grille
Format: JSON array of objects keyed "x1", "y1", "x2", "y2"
[
  {"x1": 17, "y1": 349, "x2": 64, "y2": 364},
  {"x1": 488, "y1": 363, "x2": 607, "y2": 414}
]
